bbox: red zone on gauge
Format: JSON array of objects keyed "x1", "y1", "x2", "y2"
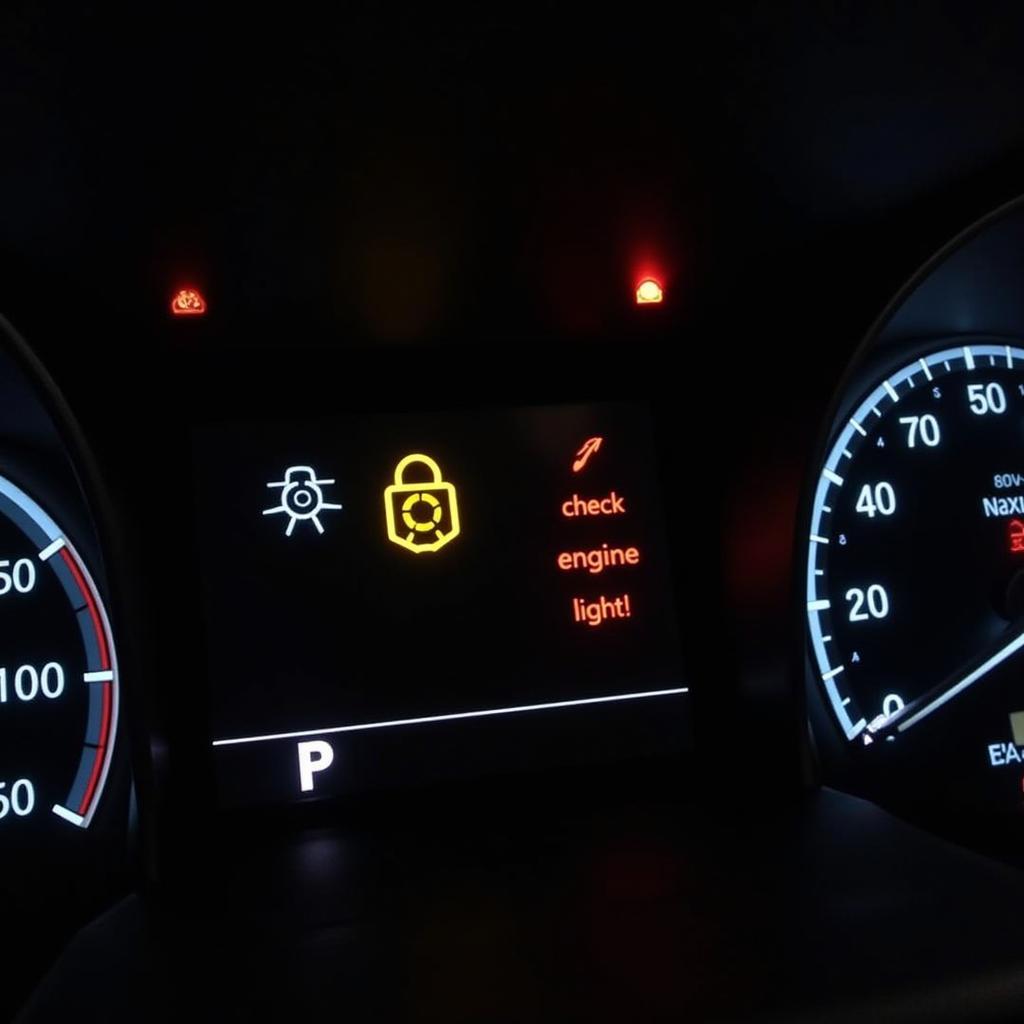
[
  {"x1": 0, "y1": 475, "x2": 119, "y2": 829},
  {"x1": 55, "y1": 546, "x2": 114, "y2": 823}
]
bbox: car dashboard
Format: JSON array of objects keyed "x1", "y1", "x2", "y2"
[{"x1": 8, "y1": 7, "x2": 1024, "y2": 1021}]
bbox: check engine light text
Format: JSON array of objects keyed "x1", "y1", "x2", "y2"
[
  {"x1": 557, "y1": 544, "x2": 641, "y2": 574},
  {"x1": 561, "y1": 491, "x2": 627, "y2": 517},
  {"x1": 572, "y1": 594, "x2": 633, "y2": 626}
]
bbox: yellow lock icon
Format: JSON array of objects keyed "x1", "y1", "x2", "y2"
[{"x1": 384, "y1": 453, "x2": 461, "y2": 554}]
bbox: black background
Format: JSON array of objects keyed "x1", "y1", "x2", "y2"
[{"x1": 10, "y1": 4, "x2": 1024, "y2": 1020}]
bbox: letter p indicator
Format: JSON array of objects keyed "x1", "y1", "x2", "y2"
[{"x1": 298, "y1": 739, "x2": 335, "y2": 793}]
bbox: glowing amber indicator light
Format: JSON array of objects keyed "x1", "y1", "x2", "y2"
[
  {"x1": 384, "y1": 454, "x2": 461, "y2": 554},
  {"x1": 635, "y1": 278, "x2": 664, "y2": 305},
  {"x1": 170, "y1": 288, "x2": 207, "y2": 316}
]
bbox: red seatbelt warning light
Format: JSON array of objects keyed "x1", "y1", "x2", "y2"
[
  {"x1": 1010, "y1": 519, "x2": 1024, "y2": 553},
  {"x1": 635, "y1": 278, "x2": 663, "y2": 305},
  {"x1": 170, "y1": 288, "x2": 207, "y2": 316}
]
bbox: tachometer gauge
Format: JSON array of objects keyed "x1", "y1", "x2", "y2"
[
  {"x1": 0, "y1": 474, "x2": 118, "y2": 838},
  {"x1": 806, "y1": 342, "x2": 1024, "y2": 813}
]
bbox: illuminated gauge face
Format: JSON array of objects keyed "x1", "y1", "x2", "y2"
[
  {"x1": 805, "y1": 345, "x2": 1024, "y2": 773},
  {"x1": 0, "y1": 476, "x2": 117, "y2": 839}
]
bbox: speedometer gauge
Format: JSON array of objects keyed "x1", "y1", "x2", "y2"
[
  {"x1": 806, "y1": 343, "x2": 1024, "y2": 767},
  {"x1": 0, "y1": 474, "x2": 118, "y2": 834}
]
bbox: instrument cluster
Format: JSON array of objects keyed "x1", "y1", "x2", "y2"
[{"x1": 7, "y1": 193, "x2": 1024, "y2": 1016}]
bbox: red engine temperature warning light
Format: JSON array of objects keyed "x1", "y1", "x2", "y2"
[
  {"x1": 635, "y1": 278, "x2": 664, "y2": 305},
  {"x1": 170, "y1": 287, "x2": 207, "y2": 316},
  {"x1": 1010, "y1": 519, "x2": 1024, "y2": 553}
]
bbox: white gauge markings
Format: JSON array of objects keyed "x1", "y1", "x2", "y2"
[{"x1": 806, "y1": 344, "x2": 1024, "y2": 744}]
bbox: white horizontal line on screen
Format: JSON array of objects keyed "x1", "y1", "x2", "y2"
[{"x1": 212, "y1": 687, "x2": 689, "y2": 747}]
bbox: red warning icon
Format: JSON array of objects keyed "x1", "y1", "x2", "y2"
[{"x1": 170, "y1": 288, "x2": 207, "y2": 316}]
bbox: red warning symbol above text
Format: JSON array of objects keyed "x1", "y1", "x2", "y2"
[{"x1": 572, "y1": 436, "x2": 603, "y2": 474}]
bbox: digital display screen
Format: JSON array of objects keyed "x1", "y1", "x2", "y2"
[{"x1": 194, "y1": 402, "x2": 689, "y2": 806}]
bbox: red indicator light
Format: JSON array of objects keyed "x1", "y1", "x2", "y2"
[
  {"x1": 1010, "y1": 519, "x2": 1024, "y2": 553},
  {"x1": 635, "y1": 278, "x2": 663, "y2": 305},
  {"x1": 170, "y1": 288, "x2": 207, "y2": 316}
]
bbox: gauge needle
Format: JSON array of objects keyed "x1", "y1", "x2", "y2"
[{"x1": 877, "y1": 626, "x2": 1024, "y2": 737}]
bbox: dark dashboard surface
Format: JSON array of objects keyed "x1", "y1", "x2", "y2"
[
  {"x1": 8, "y1": 5, "x2": 1024, "y2": 1021},
  {"x1": 23, "y1": 787, "x2": 1024, "y2": 1023}
]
